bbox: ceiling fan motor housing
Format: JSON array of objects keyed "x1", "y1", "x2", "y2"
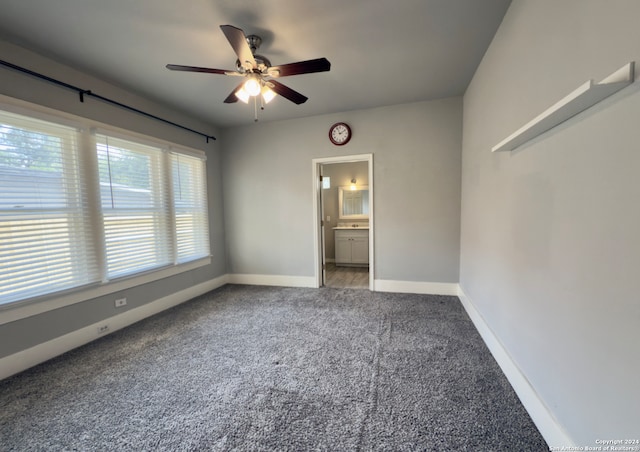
[
  {"x1": 236, "y1": 34, "x2": 271, "y2": 72},
  {"x1": 236, "y1": 55, "x2": 271, "y2": 73}
]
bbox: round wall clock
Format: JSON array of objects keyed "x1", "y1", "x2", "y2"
[{"x1": 329, "y1": 122, "x2": 352, "y2": 146}]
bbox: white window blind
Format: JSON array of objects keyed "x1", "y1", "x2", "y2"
[
  {"x1": 0, "y1": 100, "x2": 210, "y2": 308},
  {"x1": 0, "y1": 110, "x2": 99, "y2": 304},
  {"x1": 96, "y1": 134, "x2": 172, "y2": 279},
  {"x1": 171, "y1": 152, "x2": 210, "y2": 263}
]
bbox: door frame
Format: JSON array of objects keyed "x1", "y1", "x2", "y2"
[{"x1": 312, "y1": 153, "x2": 374, "y2": 290}]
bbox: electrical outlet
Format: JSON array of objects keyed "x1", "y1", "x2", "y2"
[
  {"x1": 115, "y1": 297, "x2": 127, "y2": 308},
  {"x1": 97, "y1": 324, "x2": 109, "y2": 335}
]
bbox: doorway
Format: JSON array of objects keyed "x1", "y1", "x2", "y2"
[{"x1": 312, "y1": 154, "x2": 374, "y2": 290}]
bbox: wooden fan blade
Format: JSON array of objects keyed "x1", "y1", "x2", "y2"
[
  {"x1": 166, "y1": 64, "x2": 229, "y2": 75},
  {"x1": 269, "y1": 80, "x2": 308, "y2": 104},
  {"x1": 223, "y1": 81, "x2": 246, "y2": 103},
  {"x1": 268, "y1": 58, "x2": 331, "y2": 77},
  {"x1": 220, "y1": 25, "x2": 256, "y2": 70}
]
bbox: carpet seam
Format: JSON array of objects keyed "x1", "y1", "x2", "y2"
[{"x1": 355, "y1": 293, "x2": 387, "y2": 451}]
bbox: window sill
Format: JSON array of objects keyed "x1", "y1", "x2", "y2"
[{"x1": 0, "y1": 257, "x2": 211, "y2": 326}]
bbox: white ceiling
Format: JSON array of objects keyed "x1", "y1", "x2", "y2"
[{"x1": 0, "y1": 0, "x2": 511, "y2": 128}]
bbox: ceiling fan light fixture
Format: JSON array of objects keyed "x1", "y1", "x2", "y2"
[
  {"x1": 261, "y1": 85, "x2": 276, "y2": 104},
  {"x1": 243, "y1": 77, "x2": 261, "y2": 97},
  {"x1": 235, "y1": 87, "x2": 250, "y2": 103}
]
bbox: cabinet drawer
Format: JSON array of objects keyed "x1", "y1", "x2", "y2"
[{"x1": 334, "y1": 229, "x2": 368, "y2": 239}]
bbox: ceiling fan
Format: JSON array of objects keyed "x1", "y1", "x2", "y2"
[{"x1": 166, "y1": 25, "x2": 331, "y2": 116}]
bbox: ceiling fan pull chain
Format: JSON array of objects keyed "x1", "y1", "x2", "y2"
[{"x1": 254, "y1": 96, "x2": 258, "y2": 122}]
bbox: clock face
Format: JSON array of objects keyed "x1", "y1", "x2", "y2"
[{"x1": 329, "y1": 122, "x2": 351, "y2": 145}]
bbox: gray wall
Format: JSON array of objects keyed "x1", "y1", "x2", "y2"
[
  {"x1": 0, "y1": 39, "x2": 461, "y2": 363},
  {"x1": 221, "y1": 97, "x2": 462, "y2": 283},
  {"x1": 461, "y1": 0, "x2": 640, "y2": 443},
  {"x1": 0, "y1": 40, "x2": 226, "y2": 359}
]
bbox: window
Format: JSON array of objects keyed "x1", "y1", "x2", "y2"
[
  {"x1": 0, "y1": 103, "x2": 209, "y2": 307},
  {"x1": 97, "y1": 134, "x2": 172, "y2": 278},
  {"x1": 171, "y1": 152, "x2": 210, "y2": 263},
  {"x1": 0, "y1": 110, "x2": 99, "y2": 303}
]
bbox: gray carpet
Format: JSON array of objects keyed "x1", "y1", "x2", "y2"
[{"x1": 0, "y1": 285, "x2": 548, "y2": 451}]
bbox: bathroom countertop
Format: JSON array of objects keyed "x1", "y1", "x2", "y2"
[{"x1": 332, "y1": 226, "x2": 369, "y2": 230}]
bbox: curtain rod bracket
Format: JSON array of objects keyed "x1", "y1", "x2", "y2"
[{"x1": 79, "y1": 90, "x2": 91, "y2": 103}]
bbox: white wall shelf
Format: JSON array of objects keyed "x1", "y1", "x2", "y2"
[{"x1": 492, "y1": 62, "x2": 635, "y2": 153}]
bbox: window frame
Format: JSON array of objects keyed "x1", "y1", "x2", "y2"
[
  {"x1": 170, "y1": 151, "x2": 211, "y2": 264},
  {"x1": 0, "y1": 113, "x2": 100, "y2": 302},
  {"x1": 96, "y1": 132, "x2": 174, "y2": 279},
  {"x1": 0, "y1": 95, "x2": 211, "y2": 326}
]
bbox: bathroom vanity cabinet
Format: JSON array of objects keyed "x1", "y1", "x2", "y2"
[{"x1": 334, "y1": 229, "x2": 369, "y2": 267}]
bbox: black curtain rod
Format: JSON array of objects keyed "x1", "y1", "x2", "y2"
[{"x1": 0, "y1": 59, "x2": 216, "y2": 142}]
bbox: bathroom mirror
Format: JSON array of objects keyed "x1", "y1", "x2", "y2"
[{"x1": 338, "y1": 186, "x2": 369, "y2": 219}]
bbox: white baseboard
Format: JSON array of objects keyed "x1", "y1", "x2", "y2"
[
  {"x1": 0, "y1": 273, "x2": 574, "y2": 448},
  {"x1": 227, "y1": 273, "x2": 317, "y2": 288},
  {"x1": 0, "y1": 274, "x2": 228, "y2": 381},
  {"x1": 456, "y1": 284, "x2": 574, "y2": 447},
  {"x1": 374, "y1": 279, "x2": 459, "y2": 296}
]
